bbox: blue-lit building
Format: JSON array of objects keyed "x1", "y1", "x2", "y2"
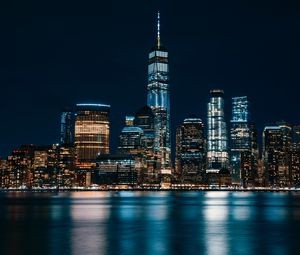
[
  {"x1": 118, "y1": 125, "x2": 144, "y2": 156},
  {"x1": 147, "y1": 12, "x2": 171, "y2": 172},
  {"x1": 93, "y1": 155, "x2": 137, "y2": 185},
  {"x1": 134, "y1": 105, "x2": 156, "y2": 176},
  {"x1": 60, "y1": 108, "x2": 74, "y2": 145},
  {"x1": 207, "y1": 89, "x2": 229, "y2": 170},
  {"x1": 230, "y1": 96, "x2": 258, "y2": 186}
]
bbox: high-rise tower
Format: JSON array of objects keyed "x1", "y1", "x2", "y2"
[
  {"x1": 74, "y1": 103, "x2": 110, "y2": 164},
  {"x1": 230, "y1": 96, "x2": 258, "y2": 186},
  {"x1": 60, "y1": 108, "x2": 74, "y2": 145},
  {"x1": 147, "y1": 12, "x2": 171, "y2": 172},
  {"x1": 175, "y1": 116, "x2": 206, "y2": 180},
  {"x1": 207, "y1": 89, "x2": 229, "y2": 170}
]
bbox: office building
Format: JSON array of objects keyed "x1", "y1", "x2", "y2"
[
  {"x1": 74, "y1": 104, "x2": 110, "y2": 164},
  {"x1": 207, "y1": 89, "x2": 229, "y2": 170},
  {"x1": 147, "y1": 12, "x2": 171, "y2": 172},
  {"x1": 175, "y1": 116, "x2": 206, "y2": 182}
]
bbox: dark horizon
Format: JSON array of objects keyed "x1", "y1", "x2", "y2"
[{"x1": 1, "y1": 0, "x2": 300, "y2": 157}]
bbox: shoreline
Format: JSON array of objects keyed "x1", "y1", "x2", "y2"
[{"x1": 1, "y1": 188, "x2": 299, "y2": 192}]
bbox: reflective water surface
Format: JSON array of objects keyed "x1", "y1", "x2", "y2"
[{"x1": 0, "y1": 191, "x2": 300, "y2": 255}]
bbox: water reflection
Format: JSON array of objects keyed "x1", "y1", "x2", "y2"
[{"x1": 0, "y1": 191, "x2": 300, "y2": 255}]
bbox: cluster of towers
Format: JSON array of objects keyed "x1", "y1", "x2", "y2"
[{"x1": 1, "y1": 12, "x2": 300, "y2": 189}]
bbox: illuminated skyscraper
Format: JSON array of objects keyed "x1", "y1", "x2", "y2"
[
  {"x1": 134, "y1": 105, "x2": 156, "y2": 175},
  {"x1": 175, "y1": 116, "x2": 206, "y2": 181},
  {"x1": 60, "y1": 108, "x2": 74, "y2": 145},
  {"x1": 207, "y1": 89, "x2": 229, "y2": 170},
  {"x1": 74, "y1": 104, "x2": 110, "y2": 163},
  {"x1": 230, "y1": 96, "x2": 258, "y2": 186},
  {"x1": 291, "y1": 125, "x2": 300, "y2": 184},
  {"x1": 263, "y1": 122, "x2": 292, "y2": 187},
  {"x1": 118, "y1": 124, "x2": 144, "y2": 156},
  {"x1": 147, "y1": 12, "x2": 171, "y2": 172}
]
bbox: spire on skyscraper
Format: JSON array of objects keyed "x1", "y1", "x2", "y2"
[{"x1": 157, "y1": 11, "x2": 160, "y2": 48}]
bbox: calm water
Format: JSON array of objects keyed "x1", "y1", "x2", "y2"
[{"x1": 0, "y1": 191, "x2": 300, "y2": 255}]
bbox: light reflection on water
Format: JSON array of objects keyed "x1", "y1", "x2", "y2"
[{"x1": 0, "y1": 191, "x2": 300, "y2": 255}]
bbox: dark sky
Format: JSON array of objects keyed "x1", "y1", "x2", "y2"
[{"x1": 1, "y1": 0, "x2": 300, "y2": 157}]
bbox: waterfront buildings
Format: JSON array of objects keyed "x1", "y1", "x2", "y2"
[
  {"x1": 147, "y1": 12, "x2": 171, "y2": 172},
  {"x1": 175, "y1": 116, "x2": 206, "y2": 182},
  {"x1": 74, "y1": 104, "x2": 110, "y2": 165},
  {"x1": 207, "y1": 89, "x2": 229, "y2": 170}
]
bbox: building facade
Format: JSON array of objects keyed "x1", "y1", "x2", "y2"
[
  {"x1": 263, "y1": 123, "x2": 292, "y2": 187},
  {"x1": 230, "y1": 96, "x2": 258, "y2": 186},
  {"x1": 60, "y1": 108, "x2": 74, "y2": 145},
  {"x1": 147, "y1": 12, "x2": 171, "y2": 172},
  {"x1": 207, "y1": 89, "x2": 229, "y2": 170},
  {"x1": 175, "y1": 116, "x2": 206, "y2": 182},
  {"x1": 74, "y1": 104, "x2": 110, "y2": 164}
]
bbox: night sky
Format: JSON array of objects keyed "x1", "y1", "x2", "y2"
[{"x1": 1, "y1": 0, "x2": 300, "y2": 157}]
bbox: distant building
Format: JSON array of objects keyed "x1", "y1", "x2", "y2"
[
  {"x1": 74, "y1": 104, "x2": 110, "y2": 164},
  {"x1": 93, "y1": 155, "x2": 137, "y2": 185},
  {"x1": 7, "y1": 145, "x2": 35, "y2": 188},
  {"x1": 290, "y1": 125, "x2": 300, "y2": 185},
  {"x1": 207, "y1": 89, "x2": 229, "y2": 170},
  {"x1": 147, "y1": 12, "x2": 171, "y2": 172},
  {"x1": 230, "y1": 96, "x2": 258, "y2": 186},
  {"x1": 263, "y1": 123, "x2": 292, "y2": 187},
  {"x1": 125, "y1": 116, "x2": 135, "y2": 127},
  {"x1": 175, "y1": 116, "x2": 206, "y2": 182},
  {"x1": 134, "y1": 105, "x2": 156, "y2": 176},
  {"x1": 118, "y1": 125, "x2": 144, "y2": 156},
  {"x1": 60, "y1": 108, "x2": 74, "y2": 145}
]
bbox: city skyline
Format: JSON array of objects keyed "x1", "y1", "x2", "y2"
[{"x1": 1, "y1": 1, "x2": 300, "y2": 157}]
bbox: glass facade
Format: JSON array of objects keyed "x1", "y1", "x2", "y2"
[
  {"x1": 134, "y1": 105, "x2": 156, "y2": 175},
  {"x1": 263, "y1": 123, "x2": 292, "y2": 187},
  {"x1": 118, "y1": 126, "x2": 144, "y2": 156},
  {"x1": 60, "y1": 109, "x2": 74, "y2": 145},
  {"x1": 74, "y1": 104, "x2": 110, "y2": 163},
  {"x1": 147, "y1": 20, "x2": 171, "y2": 171},
  {"x1": 176, "y1": 116, "x2": 206, "y2": 179},
  {"x1": 207, "y1": 89, "x2": 229, "y2": 170}
]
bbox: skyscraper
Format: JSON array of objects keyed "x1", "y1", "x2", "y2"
[
  {"x1": 263, "y1": 122, "x2": 292, "y2": 187},
  {"x1": 207, "y1": 89, "x2": 229, "y2": 170},
  {"x1": 147, "y1": 12, "x2": 171, "y2": 172},
  {"x1": 134, "y1": 105, "x2": 156, "y2": 176},
  {"x1": 175, "y1": 116, "x2": 206, "y2": 181},
  {"x1": 230, "y1": 96, "x2": 258, "y2": 186},
  {"x1": 118, "y1": 125, "x2": 144, "y2": 156},
  {"x1": 60, "y1": 108, "x2": 74, "y2": 145},
  {"x1": 74, "y1": 104, "x2": 110, "y2": 164}
]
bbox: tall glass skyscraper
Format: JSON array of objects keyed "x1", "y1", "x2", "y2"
[
  {"x1": 207, "y1": 89, "x2": 229, "y2": 170},
  {"x1": 230, "y1": 96, "x2": 258, "y2": 185},
  {"x1": 60, "y1": 108, "x2": 74, "y2": 145},
  {"x1": 147, "y1": 12, "x2": 171, "y2": 171},
  {"x1": 74, "y1": 104, "x2": 110, "y2": 164}
]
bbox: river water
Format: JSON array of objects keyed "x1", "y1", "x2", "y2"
[{"x1": 0, "y1": 191, "x2": 299, "y2": 255}]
